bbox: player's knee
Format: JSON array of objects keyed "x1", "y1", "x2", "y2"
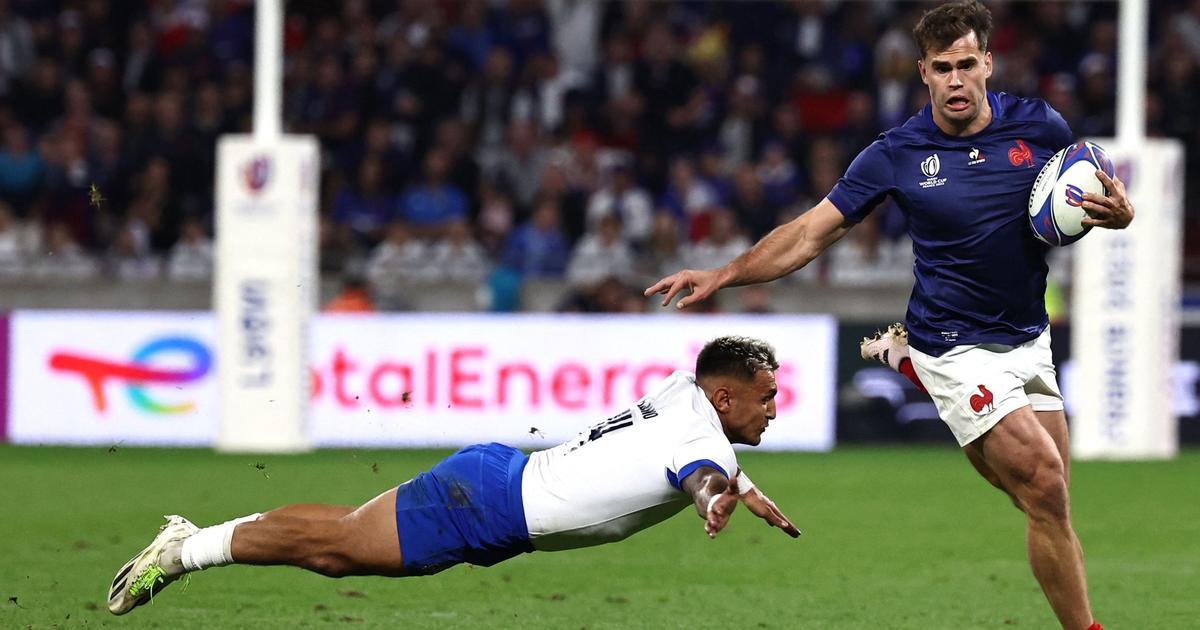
[
  {"x1": 302, "y1": 521, "x2": 360, "y2": 577},
  {"x1": 306, "y1": 553, "x2": 354, "y2": 578}
]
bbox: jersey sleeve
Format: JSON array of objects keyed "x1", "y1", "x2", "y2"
[
  {"x1": 826, "y1": 138, "x2": 895, "y2": 223},
  {"x1": 666, "y1": 432, "x2": 738, "y2": 491},
  {"x1": 1042, "y1": 101, "x2": 1073, "y2": 148}
]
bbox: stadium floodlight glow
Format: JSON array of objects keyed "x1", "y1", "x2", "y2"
[{"x1": 214, "y1": 0, "x2": 318, "y2": 453}]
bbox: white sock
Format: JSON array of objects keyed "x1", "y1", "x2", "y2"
[{"x1": 180, "y1": 513, "x2": 261, "y2": 571}]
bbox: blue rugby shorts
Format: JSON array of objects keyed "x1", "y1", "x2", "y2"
[{"x1": 394, "y1": 442, "x2": 533, "y2": 575}]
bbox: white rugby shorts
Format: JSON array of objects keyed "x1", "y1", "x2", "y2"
[{"x1": 908, "y1": 327, "x2": 1064, "y2": 447}]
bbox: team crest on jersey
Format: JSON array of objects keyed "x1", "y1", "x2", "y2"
[
  {"x1": 919, "y1": 153, "x2": 947, "y2": 188},
  {"x1": 1008, "y1": 139, "x2": 1034, "y2": 168},
  {"x1": 967, "y1": 147, "x2": 986, "y2": 166}
]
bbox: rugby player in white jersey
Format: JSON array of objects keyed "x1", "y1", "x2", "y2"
[{"x1": 108, "y1": 335, "x2": 800, "y2": 615}]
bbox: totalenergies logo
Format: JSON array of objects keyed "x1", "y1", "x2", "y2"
[{"x1": 49, "y1": 337, "x2": 213, "y2": 414}]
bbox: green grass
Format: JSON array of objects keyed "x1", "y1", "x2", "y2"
[{"x1": 1, "y1": 446, "x2": 1196, "y2": 629}]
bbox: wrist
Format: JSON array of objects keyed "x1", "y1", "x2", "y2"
[{"x1": 736, "y1": 470, "x2": 755, "y2": 495}]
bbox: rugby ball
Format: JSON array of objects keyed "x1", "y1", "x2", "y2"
[{"x1": 1027, "y1": 141, "x2": 1114, "y2": 246}]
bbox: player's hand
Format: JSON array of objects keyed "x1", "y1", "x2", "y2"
[
  {"x1": 741, "y1": 487, "x2": 801, "y2": 538},
  {"x1": 704, "y1": 480, "x2": 739, "y2": 539},
  {"x1": 1081, "y1": 170, "x2": 1134, "y2": 230},
  {"x1": 644, "y1": 268, "x2": 724, "y2": 310}
]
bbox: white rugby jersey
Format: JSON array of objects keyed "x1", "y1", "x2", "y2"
[{"x1": 521, "y1": 370, "x2": 739, "y2": 551}]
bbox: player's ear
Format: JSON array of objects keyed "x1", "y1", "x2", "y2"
[
  {"x1": 984, "y1": 51, "x2": 993, "y2": 78},
  {"x1": 711, "y1": 386, "x2": 732, "y2": 413},
  {"x1": 917, "y1": 59, "x2": 927, "y2": 85}
]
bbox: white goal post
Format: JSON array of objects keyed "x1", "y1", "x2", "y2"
[
  {"x1": 214, "y1": 0, "x2": 318, "y2": 453},
  {"x1": 1070, "y1": 0, "x2": 1182, "y2": 460}
]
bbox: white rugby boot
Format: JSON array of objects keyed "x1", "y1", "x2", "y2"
[
  {"x1": 860, "y1": 322, "x2": 911, "y2": 371},
  {"x1": 107, "y1": 515, "x2": 198, "y2": 615}
]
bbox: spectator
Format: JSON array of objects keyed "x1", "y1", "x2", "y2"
[
  {"x1": 492, "y1": 0, "x2": 552, "y2": 73},
  {"x1": 165, "y1": 217, "x2": 213, "y2": 282},
  {"x1": 718, "y1": 75, "x2": 765, "y2": 172},
  {"x1": 447, "y1": 0, "x2": 494, "y2": 71},
  {"x1": 108, "y1": 219, "x2": 160, "y2": 281},
  {"x1": 0, "y1": 0, "x2": 35, "y2": 96},
  {"x1": 636, "y1": 211, "x2": 686, "y2": 282},
  {"x1": 634, "y1": 21, "x2": 699, "y2": 179},
  {"x1": 31, "y1": 220, "x2": 99, "y2": 280},
  {"x1": 534, "y1": 162, "x2": 588, "y2": 244},
  {"x1": 398, "y1": 149, "x2": 468, "y2": 239},
  {"x1": 514, "y1": 51, "x2": 588, "y2": 135},
  {"x1": 122, "y1": 21, "x2": 163, "y2": 92},
  {"x1": 461, "y1": 47, "x2": 517, "y2": 155},
  {"x1": 428, "y1": 219, "x2": 490, "y2": 284},
  {"x1": 566, "y1": 213, "x2": 635, "y2": 288},
  {"x1": 433, "y1": 119, "x2": 480, "y2": 216},
  {"x1": 485, "y1": 119, "x2": 549, "y2": 212},
  {"x1": 585, "y1": 163, "x2": 653, "y2": 245},
  {"x1": 0, "y1": 201, "x2": 25, "y2": 276},
  {"x1": 365, "y1": 221, "x2": 428, "y2": 310},
  {"x1": 12, "y1": 57, "x2": 65, "y2": 134},
  {"x1": 684, "y1": 208, "x2": 750, "y2": 270},
  {"x1": 476, "y1": 180, "x2": 516, "y2": 257},
  {"x1": 591, "y1": 30, "x2": 636, "y2": 107},
  {"x1": 757, "y1": 141, "x2": 801, "y2": 210},
  {"x1": 729, "y1": 164, "x2": 774, "y2": 241},
  {"x1": 500, "y1": 197, "x2": 570, "y2": 278},
  {"x1": 0, "y1": 123, "x2": 45, "y2": 213},
  {"x1": 324, "y1": 275, "x2": 375, "y2": 313},
  {"x1": 332, "y1": 155, "x2": 397, "y2": 248},
  {"x1": 659, "y1": 156, "x2": 719, "y2": 237},
  {"x1": 558, "y1": 275, "x2": 641, "y2": 314}
]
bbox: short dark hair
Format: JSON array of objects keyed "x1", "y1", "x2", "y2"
[
  {"x1": 912, "y1": 1, "x2": 993, "y2": 58},
  {"x1": 695, "y1": 336, "x2": 779, "y2": 381}
]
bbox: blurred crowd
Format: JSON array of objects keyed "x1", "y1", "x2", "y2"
[{"x1": 0, "y1": 0, "x2": 1198, "y2": 312}]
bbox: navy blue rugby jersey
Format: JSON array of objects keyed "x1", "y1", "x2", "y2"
[{"x1": 827, "y1": 91, "x2": 1073, "y2": 357}]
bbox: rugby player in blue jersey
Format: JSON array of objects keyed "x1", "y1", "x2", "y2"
[{"x1": 647, "y1": 3, "x2": 1132, "y2": 629}]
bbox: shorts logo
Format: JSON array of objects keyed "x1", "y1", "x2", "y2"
[
  {"x1": 1008, "y1": 139, "x2": 1033, "y2": 168},
  {"x1": 969, "y1": 384, "x2": 994, "y2": 414}
]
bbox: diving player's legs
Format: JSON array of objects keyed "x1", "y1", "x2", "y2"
[
  {"x1": 230, "y1": 488, "x2": 406, "y2": 577},
  {"x1": 108, "y1": 490, "x2": 408, "y2": 614},
  {"x1": 258, "y1": 504, "x2": 356, "y2": 522},
  {"x1": 107, "y1": 485, "x2": 413, "y2": 615},
  {"x1": 108, "y1": 443, "x2": 534, "y2": 615}
]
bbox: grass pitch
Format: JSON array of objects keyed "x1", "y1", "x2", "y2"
[{"x1": 1, "y1": 445, "x2": 1196, "y2": 629}]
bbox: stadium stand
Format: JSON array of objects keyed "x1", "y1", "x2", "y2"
[{"x1": 0, "y1": 0, "x2": 1197, "y2": 315}]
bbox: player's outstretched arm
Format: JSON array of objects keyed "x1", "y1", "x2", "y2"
[
  {"x1": 680, "y1": 466, "x2": 738, "y2": 539},
  {"x1": 644, "y1": 198, "x2": 854, "y2": 309},
  {"x1": 1081, "y1": 170, "x2": 1134, "y2": 230}
]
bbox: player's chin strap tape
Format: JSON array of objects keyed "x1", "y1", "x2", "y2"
[{"x1": 736, "y1": 469, "x2": 756, "y2": 495}]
